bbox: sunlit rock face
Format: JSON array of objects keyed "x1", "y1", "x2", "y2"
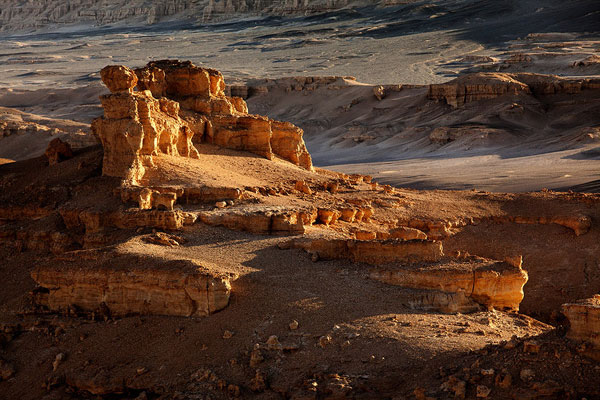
[{"x1": 92, "y1": 61, "x2": 312, "y2": 184}]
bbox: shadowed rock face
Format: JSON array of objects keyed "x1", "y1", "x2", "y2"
[
  {"x1": 428, "y1": 72, "x2": 600, "y2": 108},
  {"x1": 562, "y1": 295, "x2": 600, "y2": 360},
  {"x1": 0, "y1": 0, "x2": 364, "y2": 31},
  {"x1": 92, "y1": 61, "x2": 312, "y2": 184},
  {"x1": 371, "y1": 258, "x2": 529, "y2": 312}
]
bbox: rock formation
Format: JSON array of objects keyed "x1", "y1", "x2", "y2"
[
  {"x1": 0, "y1": 0, "x2": 387, "y2": 31},
  {"x1": 428, "y1": 73, "x2": 531, "y2": 108},
  {"x1": 428, "y1": 72, "x2": 600, "y2": 108},
  {"x1": 92, "y1": 60, "x2": 312, "y2": 185},
  {"x1": 32, "y1": 251, "x2": 232, "y2": 318},
  {"x1": 562, "y1": 295, "x2": 600, "y2": 360},
  {"x1": 44, "y1": 138, "x2": 73, "y2": 165},
  {"x1": 371, "y1": 257, "x2": 529, "y2": 311}
]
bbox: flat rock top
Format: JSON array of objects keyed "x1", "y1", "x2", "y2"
[{"x1": 37, "y1": 246, "x2": 228, "y2": 279}]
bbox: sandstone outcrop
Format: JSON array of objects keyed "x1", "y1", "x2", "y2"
[
  {"x1": 31, "y1": 251, "x2": 232, "y2": 317},
  {"x1": 44, "y1": 138, "x2": 73, "y2": 165},
  {"x1": 428, "y1": 73, "x2": 531, "y2": 108},
  {"x1": 198, "y1": 206, "x2": 309, "y2": 235},
  {"x1": 371, "y1": 258, "x2": 528, "y2": 311},
  {"x1": 428, "y1": 72, "x2": 600, "y2": 108},
  {"x1": 399, "y1": 213, "x2": 591, "y2": 239},
  {"x1": 92, "y1": 61, "x2": 312, "y2": 186},
  {"x1": 562, "y1": 295, "x2": 600, "y2": 360}
]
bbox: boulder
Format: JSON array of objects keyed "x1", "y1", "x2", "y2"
[{"x1": 45, "y1": 138, "x2": 73, "y2": 165}]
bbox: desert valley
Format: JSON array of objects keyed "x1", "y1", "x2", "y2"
[{"x1": 0, "y1": 1, "x2": 600, "y2": 399}]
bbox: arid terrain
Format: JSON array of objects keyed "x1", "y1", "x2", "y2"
[{"x1": 1, "y1": 1, "x2": 600, "y2": 400}]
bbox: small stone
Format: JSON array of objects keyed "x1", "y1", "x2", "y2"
[
  {"x1": 476, "y1": 385, "x2": 491, "y2": 398},
  {"x1": 223, "y1": 330, "x2": 234, "y2": 339},
  {"x1": 318, "y1": 335, "x2": 332, "y2": 348},
  {"x1": 226, "y1": 200, "x2": 234, "y2": 206},
  {"x1": 520, "y1": 369, "x2": 535, "y2": 382},
  {"x1": 227, "y1": 384, "x2": 240, "y2": 397},
  {"x1": 295, "y1": 180, "x2": 312, "y2": 195},
  {"x1": 266, "y1": 335, "x2": 282, "y2": 351},
  {"x1": 250, "y1": 369, "x2": 267, "y2": 392},
  {"x1": 249, "y1": 349, "x2": 264, "y2": 367},
  {"x1": 523, "y1": 340, "x2": 540, "y2": 354},
  {"x1": 495, "y1": 372, "x2": 512, "y2": 389},
  {"x1": 215, "y1": 201, "x2": 227, "y2": 208},
  {"x1": 136, "y1": 366, "x2": 148, "y2": 375},
  {"x1": 311, "y1": 253, "x2": 319, "y2": 262},
  {"x1": 289, "y1": 320, "x2": 299, "y2": 330},
  {"x1": 481, "y1": 369, "x2": 494, "y2": 376},
  {"x1": 0, "y1": 359, "x2": 15, "y2": 380},
  {"x1": 373, "y1": 85, "x2": 387, "y2": 101},
  {"x1": 52, "y1": 353, "x2": 66, "y2": 372}
]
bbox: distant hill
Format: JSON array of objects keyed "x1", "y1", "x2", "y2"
[{"x1": 0, "y1": 0, "x2": 391, "y2": 32}]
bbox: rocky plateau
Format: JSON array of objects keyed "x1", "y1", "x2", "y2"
[{"x1": 0, "y1": 60, "x2": 599, "y2": 399}]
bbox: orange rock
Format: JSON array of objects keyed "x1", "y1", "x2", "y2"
[
  {"x1": 45, "y1": 138, "x2": 73, "y2": 165},
  {"x1": 317, "y1": 209, "x2": 340, "y2": 226},
  {"x1": 100, "y1": 65, "x2": 138, "y2": 93},
  {"x1": 31, "y1": 253, "x2": 231, "y2": 317},
  {"x1": 292, "y1": 238, "x2": 443, "y2": 265},
  {"x1": 361, "y1": 207, "x2": 374, "y2": 222},
  {"x1": 96, "y1": 61, "x2": 313, "y2": 179},
  {"x1": 355, "y1": 231, "x2": 376, "y2": 240},
  {"x1": 270, "y1": 120, "x2": 313, "y2": 170},
  {"x1": 339, "y1": 208, "x2": 357, "y2": 222},
  {"x1": 197, "y1": 206, "x2": 307, "y2": 235},
  {"x1": 562, "y1": 295, "x2": 600, "y2": 360},
  {"x1": 389, "y1": 226, "x2": 427, "y2": 240},
  {"x1": 92, "y1": 90, "x2": 200, "y2": 183},
  {"x1": 371, "y1": 258, "x2": 528, "y2": 311},
  {"x1": 230, "y1": 96, "x2": 249, "y2": 114},
  {"x1": 295, "y1": 180, "x2": 312, "y2": 195}
]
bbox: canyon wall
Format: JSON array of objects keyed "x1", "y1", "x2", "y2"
[{"x1": 0, "y1": 0, "x2": 386, "y2": 31}]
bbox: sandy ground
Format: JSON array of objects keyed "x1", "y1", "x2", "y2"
[
  {"x1": 1, "y1": 145, "x2": 599, "y2": 398},
  {"x1": 329, "y1": 149, "x2": 600, "y2": 192}
]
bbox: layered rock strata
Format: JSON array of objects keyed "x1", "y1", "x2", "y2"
[
  {"x1": 92, "y1": 61, "x2": 312, "y2": 187},
  {"x1": 428, "y1": 72, "x2": 600, "y2": 108},
  {"x1": 398, "y1": 213, "x2": 591, "y2": 240},
  {"x1": 31, "y1": 252, "x2": 231, "y2": 317},
  {"x1": 371, "y1": 258, "x2": 529, "y2": 311},
  {"x1": 562, "y1": 295, "x2": 600, "y2": 360},
  {"x1": 0, "y1": 0, "x2": 373, "y2": 31}
]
